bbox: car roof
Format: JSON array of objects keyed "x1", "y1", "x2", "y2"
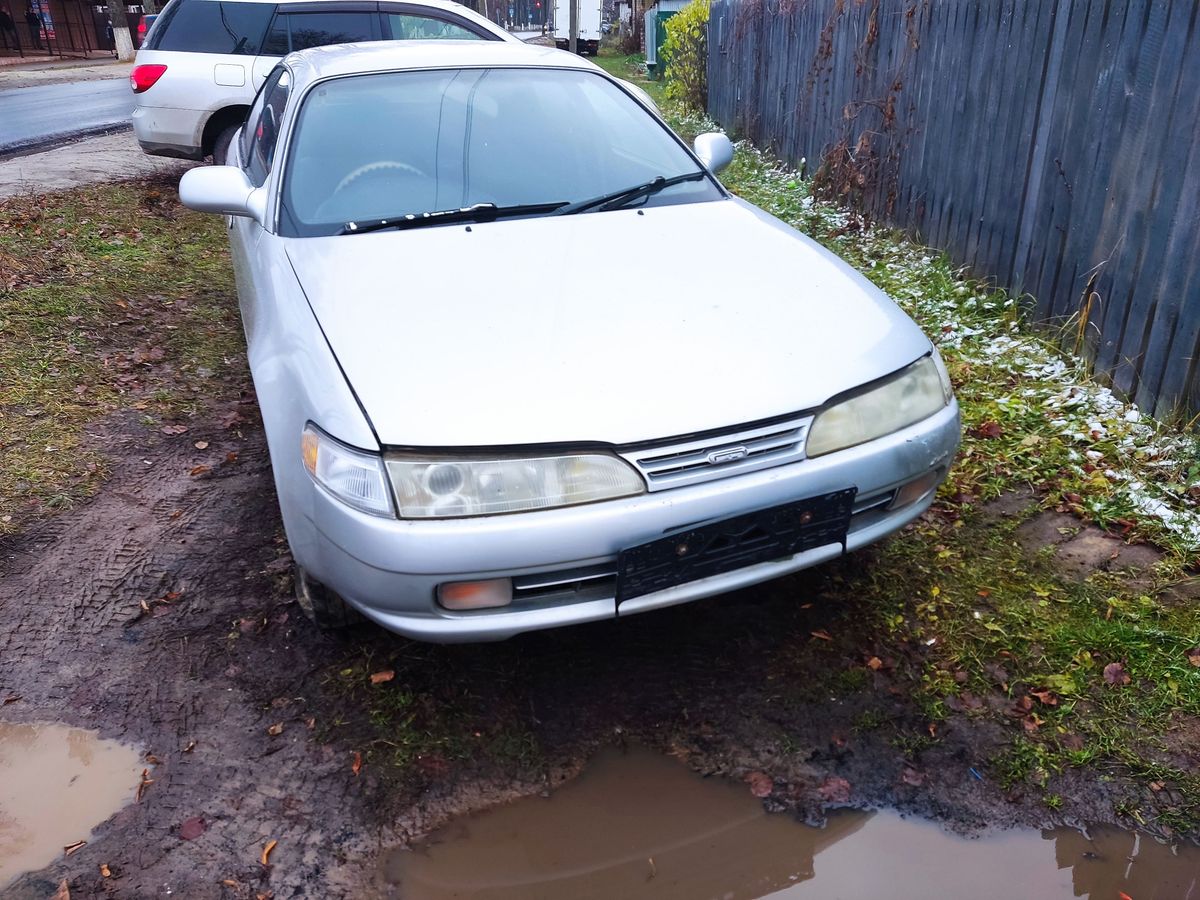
[
  {"x1": 283, "y1": 40, "x2": 601, "y2": 87},
  {"x1": 185, "y1": 0, "x2": 482, "y2": 6}
]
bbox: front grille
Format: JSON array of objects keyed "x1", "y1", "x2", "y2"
[{"x1": 618, "y1": 415, "x2": 812, "y2": 491}]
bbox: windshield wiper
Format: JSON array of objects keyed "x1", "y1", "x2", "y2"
[
  {"x1": 555, "y1": 171, "x2": 708, "y2": 216},
  {"x1": 340, "y1": 201, "x2": 567, "y2": 235}
]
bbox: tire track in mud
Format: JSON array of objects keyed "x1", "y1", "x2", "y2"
[{"x1": 0, "y1": 414, "x2": 376, "y2": 899}]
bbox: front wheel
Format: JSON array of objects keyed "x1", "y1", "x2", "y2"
[{"x1": 294, "y1": 566, "x2": 360, "y2": 629}]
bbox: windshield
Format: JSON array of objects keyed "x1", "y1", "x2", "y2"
[{"x1": 280, "y1": 67, "x2": 720, "y2": 237}]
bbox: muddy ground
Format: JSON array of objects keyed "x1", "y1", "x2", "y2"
[
  {"x1": 1, "y1": 169, "x2": 1185, "y2": 898},
  {"x1": 0, "y1": 395, "x2": 1156, "y2": 898}
]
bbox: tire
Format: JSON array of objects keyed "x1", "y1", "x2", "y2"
[
  {"x1": 294, "y1": 566, "x2": 360, "y2": 630},
  {"x1": 211, "y1": 123, "x2": 239, "y2": 165}
]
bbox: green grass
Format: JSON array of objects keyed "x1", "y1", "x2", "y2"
[
  {"x1": 0, "y1": 177, "x2": 242, "y2": 530},
  {"x1": 317, "y1": 647, "x2": 545, "y2": 782},
  {"x1": 593, "y1": 49, "x2": 668, "y2": 106}
]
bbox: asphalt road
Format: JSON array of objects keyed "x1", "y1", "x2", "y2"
[{"x1": 0, "y1": 77, "x2": 133, "y2": 155}]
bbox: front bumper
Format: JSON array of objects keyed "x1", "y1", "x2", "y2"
[{"x1": 294, "y1": 401, "x2": 960, "y2": 641}]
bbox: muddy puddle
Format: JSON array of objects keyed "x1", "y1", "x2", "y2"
[
  {"x1": 382, "y1": 746, "x2": 1200, "y2": 899},
  {"x1": 0, "y1": 722, "x2": 145, "y2": 887}
]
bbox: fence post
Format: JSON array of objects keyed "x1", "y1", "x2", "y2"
[{"x1": 1011, "y1": 0, "x2": 1071, "y2": 304}]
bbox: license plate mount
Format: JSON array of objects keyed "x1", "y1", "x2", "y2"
[{"x1": 615, "y1": 488, "x2": 857, "y2": 604}]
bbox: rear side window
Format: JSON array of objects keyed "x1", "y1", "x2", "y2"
[
  {"x1": 145, "y1": 0, "x2": 274, "y2": 55},
  {"x1": 384, "y1": 13, "x2": 483, "y2": 40},
  {"x1": 261, "y1": 11, "x2": 378, "y2": 54}
]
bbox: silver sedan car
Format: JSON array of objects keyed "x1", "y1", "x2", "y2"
[{"x1": 180, "y1": 41, "x2": 960, "y2": 642}]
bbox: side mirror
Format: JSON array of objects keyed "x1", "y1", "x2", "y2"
[
  {"x1": 693, "y1": 132, "x2": 734, "y2": 175},
  {"x1": 179, "y1": 166, "x2": 267, "y2": 224}
]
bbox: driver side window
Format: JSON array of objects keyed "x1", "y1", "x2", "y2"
[{"x1": 241, "y1": 68, "x2": 291, "y2": 188}]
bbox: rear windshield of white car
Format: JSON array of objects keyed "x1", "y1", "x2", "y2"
[
  {"x1": 145, "y1": 0, "x2": 275, "y2": 55},
  {"x1": 278, "y1": 67, "x2": 721, "y2": 237}
]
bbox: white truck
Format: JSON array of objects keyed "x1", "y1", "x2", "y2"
[{"x1": 553, "y1": 0, "x2": 602, "y2": 55}]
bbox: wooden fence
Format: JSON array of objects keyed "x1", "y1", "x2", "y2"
[{"x1": 708, "y1": 0, "x2": 1200, "y2": 420}]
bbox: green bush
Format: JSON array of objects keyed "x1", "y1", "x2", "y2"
[{"x1": 662, "y1": 0, "x2": 709, "y2": 111}]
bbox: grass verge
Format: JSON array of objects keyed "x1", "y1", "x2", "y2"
[
  {"x1": 0, "y1": 175, "x2": 243, "y2": 530},
  {"x1": 624, "y1": 76, "x2": 1200, "y2": 834}
]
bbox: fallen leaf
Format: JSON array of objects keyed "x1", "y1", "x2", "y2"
[
  {"x1": 136, "y1": 769, "x2": 155, "y2": 802},
  {"x1": 961, "y1": 692, "x2": 984, "y2": 711},
  {"x1": 1119, "y1": 893, "x2": 1133, "y2": 900},
  {"x1": 52, "y1": 879, "x2": 70, "y2": 900},
  {"x1": 99, "y1": 864, "x2": 112, "y2": 878},
  {"x1": 1149, "y1": 780, "x2": 1166, "y2": 792},
  {"x1": 193, "y1": 440, "x2": 209, "y2": 450},
  {"x1": 745, "y1": 771, "x2": 773, "y2": 798},
  {"x1": 2, "y1": 694, "x2": 20, "y2": 705},
  {"x1": 1103, "y1": 662, "x2": 1131, "y2": 686},
  {"x1": 810, "y1": 629, "x2": 833, "y2": 641},
  {"x1": 179, "y1": 817, "x2": 206, "y2": 840},
  {"x1": 305, "y1": 717, "x2": 316, "y2": 731},
  {"x1": 222, "y1": 880, "x2": 241, "y2": 888},
  {"x1": 1022, "y1": 714, "x2": 1042, "y2": 733},
  {"x1": 1187, "y1": 648, "x2": 1200, "y2": 668},
  {"x1": 370, "y1": 670, "x2": 395, "y2": 685},
  {"x1": 901, "y1": 767, "x2": 926, "y2": 786},
  {"x1": 64, "y1": 840, "x2": 87, "y2": 856},
  {"x1": 818, "y1": 775, "x2": 852, "y2": 803},
  {"x1": 866, "y1": 656, "x2": 883, "y2": 670},
  {"x1": 225, "y1": 451, "x2": 239, "y2": 464},
  {"x1": 161, "y1": 424, "x2": 188, "y2": 435},
  {"x1": 260, "y1": 839, "x2": 278, "y2": 866},
  {"x1": 182, "y1": 740, "x2": 196, "y2": 753},
  {"x1": 352, "y1": 751, "x2": 363, "y2": 777},
  {"x1": 267, "y1": 722, "x2": 284, "y2": 737},
  {"x1": 1030, "y1": 690, "x2": 1058, "y2": 706},
  {"x1": 188, "y1": 464, "x2": 210, "y2": 476},
  {"x1": 975, "y1": 421, "x2": 1003, "y2": 439}
]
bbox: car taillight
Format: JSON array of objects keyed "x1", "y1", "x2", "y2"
[
  {"x1": 130, "y1": 64, "x2": 167, "y2": 94},
  {"x1": 138, "y1": 19, "x2": 147, "y2": 34}
]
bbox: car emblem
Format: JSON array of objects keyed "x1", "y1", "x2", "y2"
[{"x1": 706, "y1": 445, "x2": 748, "y2": 465}]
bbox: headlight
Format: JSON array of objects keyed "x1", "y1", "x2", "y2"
[
  {"x1": 806, "y1": 355, "x2": 952, "y2": 458},
  {"x1": 302, "y1": 424, "x2": 394, "y2": 517},
  {"x1": 385, "y1": 453, "x2": 644, "y2": 518}
]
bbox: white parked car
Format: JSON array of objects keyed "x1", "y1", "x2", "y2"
[
  {"x1": 130, "y1": 0, "x2": 515, "y2": 162},
  {"x1": 179, "y1": 42, "x2": 960, "y2": 642}
]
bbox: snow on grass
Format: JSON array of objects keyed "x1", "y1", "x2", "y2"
[{"x1": 696, "y1": 126, "x2": 1200, "y2": 555}]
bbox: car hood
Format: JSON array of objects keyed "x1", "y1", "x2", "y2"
[{"x1": 285, "y1": 198, "x2": 932, "y2": 448}]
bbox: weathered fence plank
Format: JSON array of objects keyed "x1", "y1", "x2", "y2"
[{"x1": 709, "y1": 0, "x2": 1200, "y2": 419}]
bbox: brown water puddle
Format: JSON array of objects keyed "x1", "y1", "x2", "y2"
[
  {"x1": 0, "y1": 722, "x2": 145, "y2": 887},
  {"x1": 382, "y1": 746, "x2": 1200, "y2": 899}
]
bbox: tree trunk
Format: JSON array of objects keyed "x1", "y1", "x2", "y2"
[{"x1": 108, "y1": 2, "x2": 134, "y2": 60}]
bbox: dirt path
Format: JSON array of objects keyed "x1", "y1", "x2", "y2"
[
  {"x1": 0, "y1": 412, "x2": 383, "y2": 898},
  {"x1": 0, "y1": 406, "x2": 1131, "y2": 897},
  {"x1": 0, "y1": 59, "x2": 132, "y2": 90},
  {"x1": 0, "y1": 132, "x2": 192, "y2": 199}
]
